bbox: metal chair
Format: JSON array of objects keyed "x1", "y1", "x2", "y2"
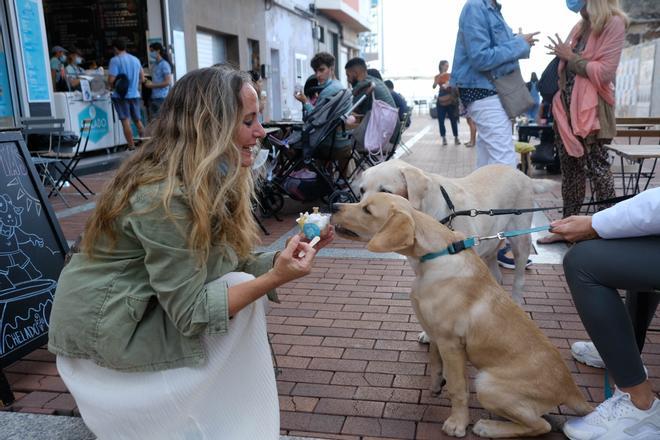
[
  {"x1": 20, "y1": 117, "x2": 70, "y2": 206},
  {"x1": 50, "y1": 119, "x2": 94, "y2": 199}
]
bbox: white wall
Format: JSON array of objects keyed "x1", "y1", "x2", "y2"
[{"x1": 265, "y1": 2, "x2": 315, "y2": 121}]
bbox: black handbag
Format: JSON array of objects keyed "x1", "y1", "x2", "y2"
[{"x1": 538, "y1": 57, "x2": 560, "y2": 102}]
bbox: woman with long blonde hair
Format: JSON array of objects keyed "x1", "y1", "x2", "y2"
[
  {"x1": 48, "y1": 65, "x2": 334, "y2": 439},
  {"x1": 545, "y1": 2, "x2": 660, "y2": 440},
  {"x1": 541, "y1": 0, "x2": 629, "y2": 246}
]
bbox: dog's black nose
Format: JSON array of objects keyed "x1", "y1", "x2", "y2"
[{"x1": 331, "y1": 203, "x2": 341, "y2": 213}]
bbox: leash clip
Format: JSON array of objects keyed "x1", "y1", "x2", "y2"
[{"x1": 480, "y1": 231, "x2": 505, "y2": 241}]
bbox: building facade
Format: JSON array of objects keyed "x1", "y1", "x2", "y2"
[{"x1": 622, "y1": 0, "x2": 660, "y2": 46}]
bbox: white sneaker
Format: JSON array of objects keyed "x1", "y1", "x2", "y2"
[
  {"x1": 563, "y1": 388, "x2": 660, "y2": 440},
  {"x1": 572, "y1": 341, "x2": 606, "y2": 369}
]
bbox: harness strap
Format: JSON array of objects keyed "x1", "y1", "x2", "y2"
[{"x1": 438, "y1": 194, "x2": 632, "y2": 225}]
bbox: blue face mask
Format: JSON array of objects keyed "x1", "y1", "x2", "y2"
[
  {"x1": 149, "y1": 52, "x2": 158, "y2": 62},
  {"x1": 566, "y1": 0, "x2": 585, "y2": 13},
  {"x1": 58, "y1": 55, "x2": 66, "y2": 63}
]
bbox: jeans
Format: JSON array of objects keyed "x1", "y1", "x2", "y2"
[
  {"x1": 437, "y1": 105, "x2": 458, "y2": 138},
  {"x1": 149, "y1": 98, "x2": 165, "y2": 120},
  {"x1": 467, "y1": 95, "x2": 516, "y2": 168}
]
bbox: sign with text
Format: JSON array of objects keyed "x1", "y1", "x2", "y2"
[
  {"x1": 15, "y1": 0, "x2": 51, "y2": 103},
  {"x1": 0, "y1": 131, "x2": 68, "y2": 368}
]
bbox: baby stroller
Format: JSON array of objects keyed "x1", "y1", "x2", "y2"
[{"x1": 258, "y1": 89, "x2": 368, "y2": 215}]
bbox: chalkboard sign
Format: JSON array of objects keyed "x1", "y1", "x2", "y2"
[{"x1": 0, "y1": 131, "x2": 68, "y2": 368}]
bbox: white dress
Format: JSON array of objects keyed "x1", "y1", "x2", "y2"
[{"x1": 57, "y1": 272, "x2": 279, "y2": 440}]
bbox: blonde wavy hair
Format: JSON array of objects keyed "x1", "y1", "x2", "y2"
[
  {"x1": 82, "y1": 66, "x2": 259, "y2": 263},
  {"x1": 584, "y1": 0, "x2": 630, "y2": 34}
]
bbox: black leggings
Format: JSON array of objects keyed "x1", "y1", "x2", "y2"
[{"x1": 563, "y1": 236, "x2": 660, "y2": 388}]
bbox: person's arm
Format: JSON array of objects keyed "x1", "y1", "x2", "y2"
[
  {"x1": 551, "y1": 187, "x2": 660, "y2": 241},
  {"x1": 139, "y1": 66, "x2": 145, "y2": 85},
  {"x1": 148, "y1": 71, "x2": 172, "y2": 89},
  {"x1": 107, "y1": 57, "x2": 117, "y2": 88},
  {"x1": 126, "y1": 190, "x2": 316, "y2": 336},
  {"x1": 459, "y1": 3, "x2": 530, "y2": 72},
  {"x1": 592, "y1": 187, "x2": 660, "y2": 239},
  {"x1": 559, "y1": 17, "x2": 625, "y2": 84}
]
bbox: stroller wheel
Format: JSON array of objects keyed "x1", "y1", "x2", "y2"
[
  {"x1": 327, "y1": 190, "x2": 357, "y2": 207},
  {"x1": 260, "y1": 190, "x2": 284, "y2": 216}
]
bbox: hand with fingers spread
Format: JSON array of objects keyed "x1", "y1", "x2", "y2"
[
  {"x1": 546, "y1": 33, "x2": 576, "y2": 62},
  {"x1": 522, "y1": 32, "x2": 540, "y2": 47}
]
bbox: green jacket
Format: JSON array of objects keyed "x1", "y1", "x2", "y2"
[{"x1": 48, "y1": 183, "x2": 277, "y2": 372}]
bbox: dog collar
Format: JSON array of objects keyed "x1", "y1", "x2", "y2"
[{"x1": 420, "y1": 237, "x2": 478, "y2": 262}]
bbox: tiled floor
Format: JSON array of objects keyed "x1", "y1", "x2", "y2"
[{"x1": 2, "y1": 114, "x2": 658, "y2": 439}]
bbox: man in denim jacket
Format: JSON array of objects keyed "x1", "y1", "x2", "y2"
[{"x1": 450, "y1": 0, "x2": 538, "y2": 168}]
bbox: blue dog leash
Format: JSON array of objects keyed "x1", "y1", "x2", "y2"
[{"x1": 420, "y1": 225, "x2": 551, "y2": 262}]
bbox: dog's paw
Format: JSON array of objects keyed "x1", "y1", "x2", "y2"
[
  {"x1": 417, "y1": 331, "x2": 430, "y2": 344},
  {"x1": 442, "y1": 415, "x2": 468, "y2": 437}
]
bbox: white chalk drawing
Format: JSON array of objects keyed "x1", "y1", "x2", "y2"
[{"x1": 0, "y1": 192, "x2": 57, "y2": 357}]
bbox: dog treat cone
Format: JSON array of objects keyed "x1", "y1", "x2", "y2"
[{"x1": 295, "y1": 207, "x2": 329, "y2": 257}]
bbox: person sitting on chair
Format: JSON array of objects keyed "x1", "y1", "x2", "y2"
[{"x1": 551, "y1": 187, "x2": 660, "y2": 440}]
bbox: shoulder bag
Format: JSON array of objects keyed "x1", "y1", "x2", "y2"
[{"x1": 488, "y1": 68, "x2": 535, "y2": 119}]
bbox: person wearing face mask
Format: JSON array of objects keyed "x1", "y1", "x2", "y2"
[
  {"x1": 47, "y1": 66, "x2": 334, "y2": 439},
  {"x1": 144, "y1": 42, "x2": 172, "y2": 119},
  {"x1": 64, "y1": 48, "x2": 84, "y2": 91},
  {"x1": 540, "y1": 0, "x2": 627, "y2": 247},
  {"x1": 50, "y1": 45, "x2": 68, "y2": 92}
]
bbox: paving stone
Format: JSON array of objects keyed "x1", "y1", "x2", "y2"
[
  {"x1": 280, "y1": 411, "x2": 345, "y2": 434},
  {"x1": 315, "y1": 398, "x2": 384, "y2": 418}
]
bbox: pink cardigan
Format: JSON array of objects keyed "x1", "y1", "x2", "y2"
[{"x1": 552, "y1": 15, "x2": 626, "y2": 157}]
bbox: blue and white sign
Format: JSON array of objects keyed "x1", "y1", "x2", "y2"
[
  {"x1": 0, "y1": 53, "x2": 13, "y2": 119},
  {"x1": 15, "y1": 0, "x2": 50, "y2": 103},
  {"x1": 79, "y1": 105, "x2": 109, "y2": 143}
]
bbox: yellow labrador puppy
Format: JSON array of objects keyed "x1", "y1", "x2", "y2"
[
  {"x1": 332, "y1": 193, "x2": 591, "y2": 438},
  {"x1": 358, "y1": 159, "x2": 558, "y2": 304}
]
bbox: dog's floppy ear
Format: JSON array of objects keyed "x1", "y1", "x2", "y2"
[
  {"x1": 367, "y1": 206, "x2": 415, "y2": 253},
  {"x1": 400, "y1": 167, "x2": 431, "y2": 210}
]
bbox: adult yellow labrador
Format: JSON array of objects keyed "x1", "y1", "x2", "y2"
[
  {"x1": 331, "y1": 193, "x2": 591, "y2": 438},
  {"x1": 358, "y1": 160, "x2": 558, "y2": 304}
]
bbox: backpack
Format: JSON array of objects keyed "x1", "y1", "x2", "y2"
[
  {"x1": 364, "y1": 93, "x2": 399, "y2": 159},
  {"x1": 113, "y1": 56, "x2": 130, "y2": 98},
  {"x1": 538, "y1": 57, "x2": 560, "y2": 103}
]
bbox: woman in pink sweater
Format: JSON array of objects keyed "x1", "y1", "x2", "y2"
[{"x1": 540, "y1": 0, "x2": 628, "y2": 245}]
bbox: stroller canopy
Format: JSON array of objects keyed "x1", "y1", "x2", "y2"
[{"x1": 291, "y1": 89, "x2": 353, "y2": 159}]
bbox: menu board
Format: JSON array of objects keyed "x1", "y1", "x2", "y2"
[
  {"x1": 43, "y1": 0, "x2": 147, "y2": 67},
  {"x1": 0, "y1": 131, "x2": 68, "y2": 369},
  {"x1": 15, "y1": 0, "x2": 50, "y2": 102}
]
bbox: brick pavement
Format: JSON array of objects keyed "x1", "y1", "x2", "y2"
[{"x1": 1, "y1": 114, "x2": 658, "y2": 439}]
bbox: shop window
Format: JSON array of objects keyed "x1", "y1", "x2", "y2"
[
  {"x1": 196, "y1": 29, "x2": 238, "y2": 69},
  {"x1": 197, "y1": 31, "x2": 226, "y2": 68}
]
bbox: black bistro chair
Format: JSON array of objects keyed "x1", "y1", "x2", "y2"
[
  {"x1": 20, "y1": 117, "x2": 69, "y2": 206},
  {"x1": 50, "y1": 118, "x2": 94, "y2": 199}
]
